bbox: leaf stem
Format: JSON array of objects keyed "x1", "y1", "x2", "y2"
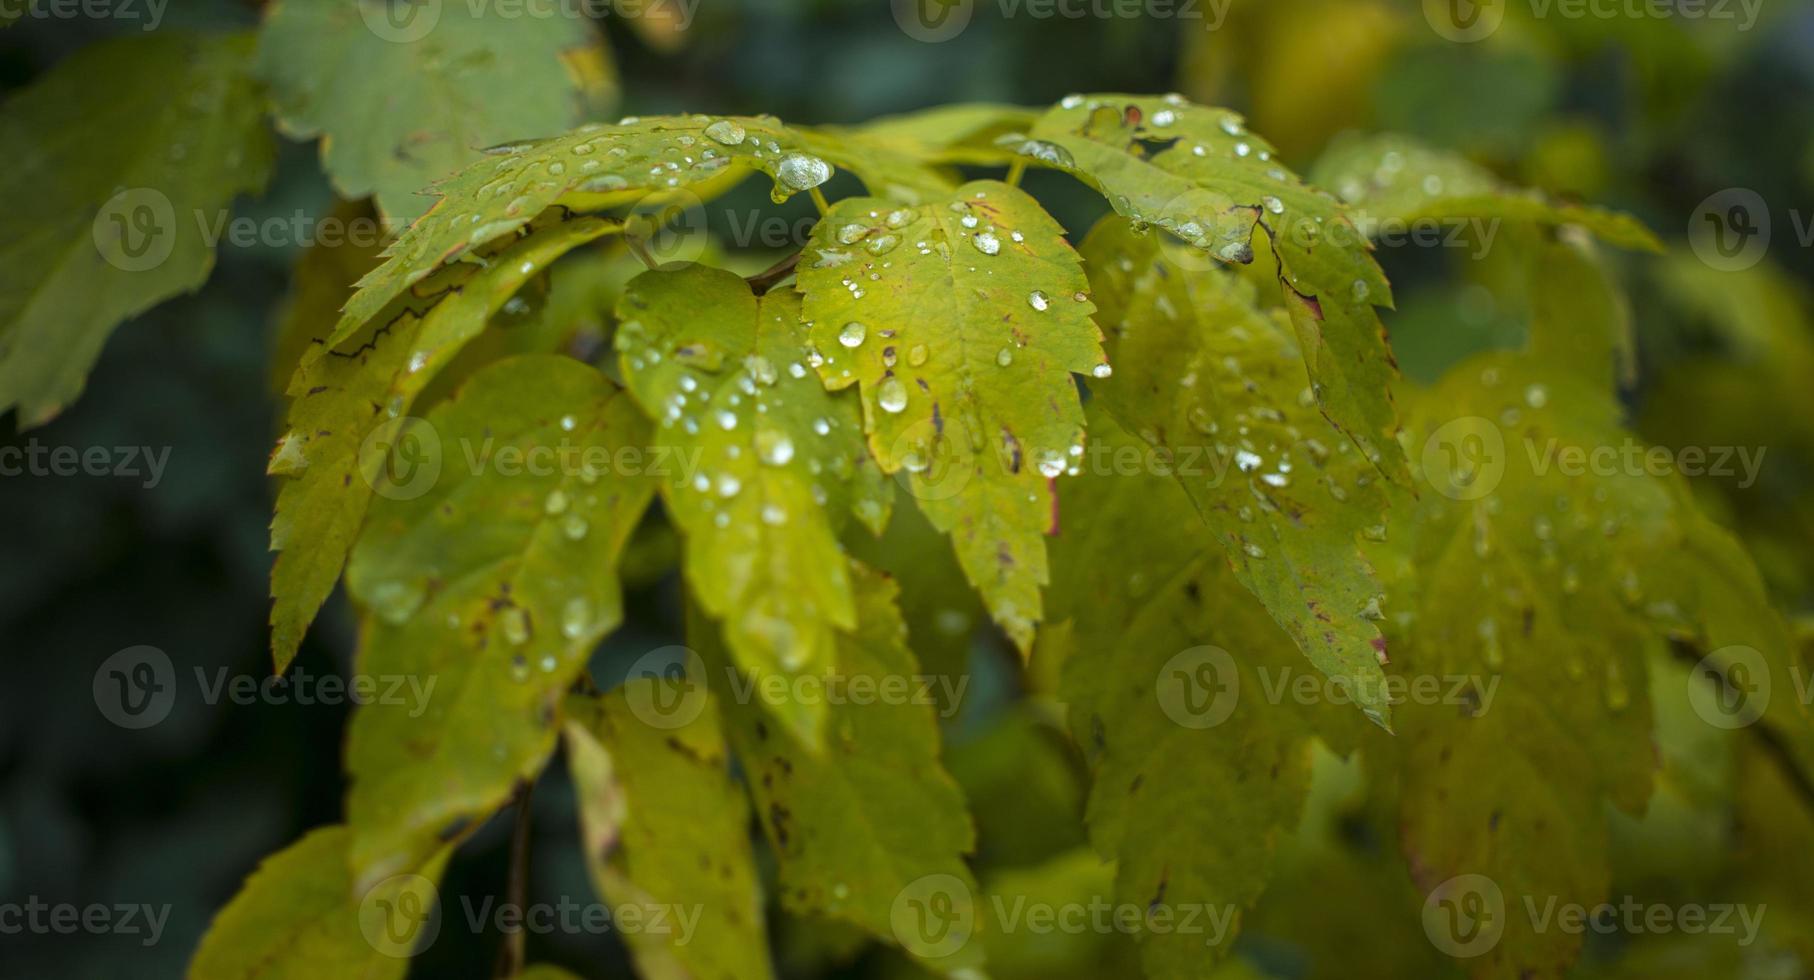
[
  {"x1": 809, "y1": 186, "x2": 831, "y2": 215},
  {"x1": 1005, "y1": 159, "x2": 1027, "y2": 187},
  {"x1": 746, "y1": 251, "x2": 802, "y2": 296},
  {"x1": 493, "y1": 780, "x2": 535, "y2": 979}
]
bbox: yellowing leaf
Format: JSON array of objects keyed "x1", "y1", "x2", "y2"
[
  {"x1": 268, "y1": 217, "x2": 614, "y2": 670},
  {"x1": 0, "y1": 32, "x2": 274, "y2": 426},
  {"x1": 1045, "y1": 407, "x2": 1354, "y2": 979},
  {"x1": 1375, "y1": 262, "x2": 1812, "y2": 976},
  {"x1": 797, "y1": 180, "x2": 1106, "y2": 650},
  {"x1": 615, "y1": 266, "x2": 891, "y2": 745},
  {"x1": 1310, "y1": 133, "x2": 1662, "y2": 252},
  {"x1": 188, "y1": 825, "x2": 452, "y2": 979},
  {"x1": 1080, "y1": 216, "x2": 1395, "y2": 725},
  {"x1": 565, "y1": 685, "x2": 773, "y2": 980},
  {"x1": 342, "y1": 355, "x2": 654, "y2": 888},
  {"x1": 254, "y1": 0, "x2": 615, "y2": 225},
  {"x1": 1005, "y1": 94, "x2": 1408, "y2": 484},
  {"x1": 694, "y1": 563, "x2": 985, "y2": 975}
]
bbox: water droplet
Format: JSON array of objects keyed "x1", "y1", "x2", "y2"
[
  {"x1": 761, "y1": 503, "x2": 787, "y2": 526},
  {"x1": 562, "y1": 597, "x2": 592, "y2": 639},
  {"x1": 369, "y1": 580, "x2": 426, "y2": 625},
  {"x1": 1060, "y1": 93, "x2": 1084, "y2": 109},
  {"x1": 563, "y1": 514, "x2": 589, "y2": 540},
  {"x1": 775, "y1": 153, "x2": 832, "y2": 192},
  {"x1": 501, "y1": 607, "x2": 531, "y2": 645},
  {"x1": 1028, "y1": 289, "x2": 1050, "y2": 311},
  {"x1": 877, "y1": 377, "x2": 909, "y2": 414},
  {"x1": 908, "y1": 344, "x2": 929, "y2": 366},
  {"x1": 838, "y1": 322, "x2": 867, "y2": 348},
  {"x1": 1091, "y1": 363, "x2": 1113, "y2": 379},
  {"x1": 1261, "y1": 195, "x2": 1285, "y2": 215},
  {"x1": 1036, "y1": 450, "x2": 1065, "y2": 478},
  {"x1": 716, "y1": 473, "x2": 742, "y2": 498},
  {"x1": 972, "y1": 232, "x2": 1001, "y2": 255},
  {"x1": 756, "y1": 426, "x2": 795, "y2": 466},
  {"x1": 996, "y1": 346, "x2": 1014, "y2": 367},
  {"x1": 1242, "y1": 542, "x2": 1267, "y2": 559},
  {"x1": 1151, "y1": 108, "x2": 1177, "y2": 127},
  {"x1": 545, "y1": 489, "x2": 569, "y2": 515},
  {"x1": 1524, "y1": 384, "x2": 1549, "y2": 409},
  {"x1": 703, "y1": 119, "x2": 746, "y2": 145}
]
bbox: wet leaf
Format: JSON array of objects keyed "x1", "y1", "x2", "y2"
[
  {"x1": 616, "y1": 266, "x2": 892, "y2": 746},
  {"x1": 1080, "y1": 215, "x2": 1395, "y2": 725},
  {"x1": 797, "y1": 180, "x2": 1106, "y2": 651},
  {"x1": 1006, "y1": 93, "x2": 1408, "y2": 484},
  {"x1": 341, "y1": 355, "x2": 654, "y2": 888}
]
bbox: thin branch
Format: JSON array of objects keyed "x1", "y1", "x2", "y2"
[
  {"x1": 493, "y1": 780, "x2": 536, "y2": 979},
  {"x1": 745, "y1": 251, "x2": 802, "y2": 296}
]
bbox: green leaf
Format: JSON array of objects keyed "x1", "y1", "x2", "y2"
[
  {"x1": 269, "y1": 198, "x2": 385, "y2": 395},
  {"x1": 793, "y1": 103, "x2": 1040, "y2": 203},
  {"x1": 1309, "y1": 133, "x2": 1663, "y2": 252},
  {"x1": 1375, "y1": 292, "x2": 1813, "y2": 976},
  {"x1": 565, "y1": 684, "x2": 773, "y2": 980},
  {"x1": 342, "y1": 354, "x2": 655, "y2": 887},
  {"x1": 0, "y1": 31, "x2": 273, "y2": 426},
  {"x1": 188, "y1": 825, "x2": 452, "y2": 979},
  {"x1": 615, "y1": 265, "x2": 892, "y2": 745},
  {"x1": 1045, "y1": 406, "x2": 1354, "y2": 979},
  {"x1": 796, "y1": 180, "x2": 1107, "y2": 650},
  {"x1": 268, "y1": 216, "x2": 614, "y2": 670},
  {"x1": 1079, "y1": 215, "x2": 1395, "y2": 725},
  {"x1": 1003, "y1": 94, "x2": 1408, "y2": 484},
  {"x1": 694, "y1": 562, "x2": 985, "y2": 974},
  {"x1": 254, "y1": 0, "x2": 616, "y2": 225},
  {"x1": 328, "y1": 115, "x2": 840, "y2": 350}
]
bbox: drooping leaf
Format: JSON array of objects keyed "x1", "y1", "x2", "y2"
[
  {"x1": 1373, "y1": 266, "x2": 1813, "y2": 976},
  {"x1": 1002, "y1": 93, "x2": 1408, "y2": 484},
  {"x1": 1045, "y1": 406, "x2": 1356, "y2": 979},
  {"x1": 0, "y1": 31, "x2": 274, "y2": 426},
  {"x1": 693, "y1": 562, "x2": 985, "y2": 975},
  {"x1": 1309, "y1": 133, "x2": 1662, "y2": 251},
  {"x1": 1080, "y1": 215, "x2": 1395, "y2": 724},
  {"x1": 188, "y1": 825, "x2": 452, "y2": 979},
  {"x1": 329, "y1": 115, "x2": 842, "y2": 347},
  {"x1": 267, "y1": 216, "x2": 614, "y2": 670},
  {"x1": 615, "y1": 265, "x2": 891, "y2": 745},
  {"x1": 564, "y1": 684, "x2": 773, "y2": 980},
  {"x1": 797, "y1": 180, "x2": 1107, "y2": 650},
  {"x1": 254, "y1": 0, "x2": 616, "y2": 225},
  {"x1": 342, "y1": 355, "x2": 654, "y2": 888}
]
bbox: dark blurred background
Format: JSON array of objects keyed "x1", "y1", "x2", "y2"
[{"x1": 3, "y1": 0, "x2": 1813, "y2": 976}]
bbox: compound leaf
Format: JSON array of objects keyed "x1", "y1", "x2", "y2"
[
  {"x1": 797, "y1": 180, "x2": 1107, "y2": 650},
  {"x1": 1080, "y1": 215, "x2": 1395, "y2": 725},
  {"x1": 0, "y1": 31, "x2": 273, "y2": 426},
  {"x1": 255, "y1": 0, "x2": 616, "y2": 225},
  {"x1": 1004, "y1": 93, "x2": 1408, "y2": 484},
  {"x1": 565, "y1": 684, "x2": 772, "y2": 980},
  {"x1": 342, "y1": 354, "x2": 654, "y2": 888}
]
